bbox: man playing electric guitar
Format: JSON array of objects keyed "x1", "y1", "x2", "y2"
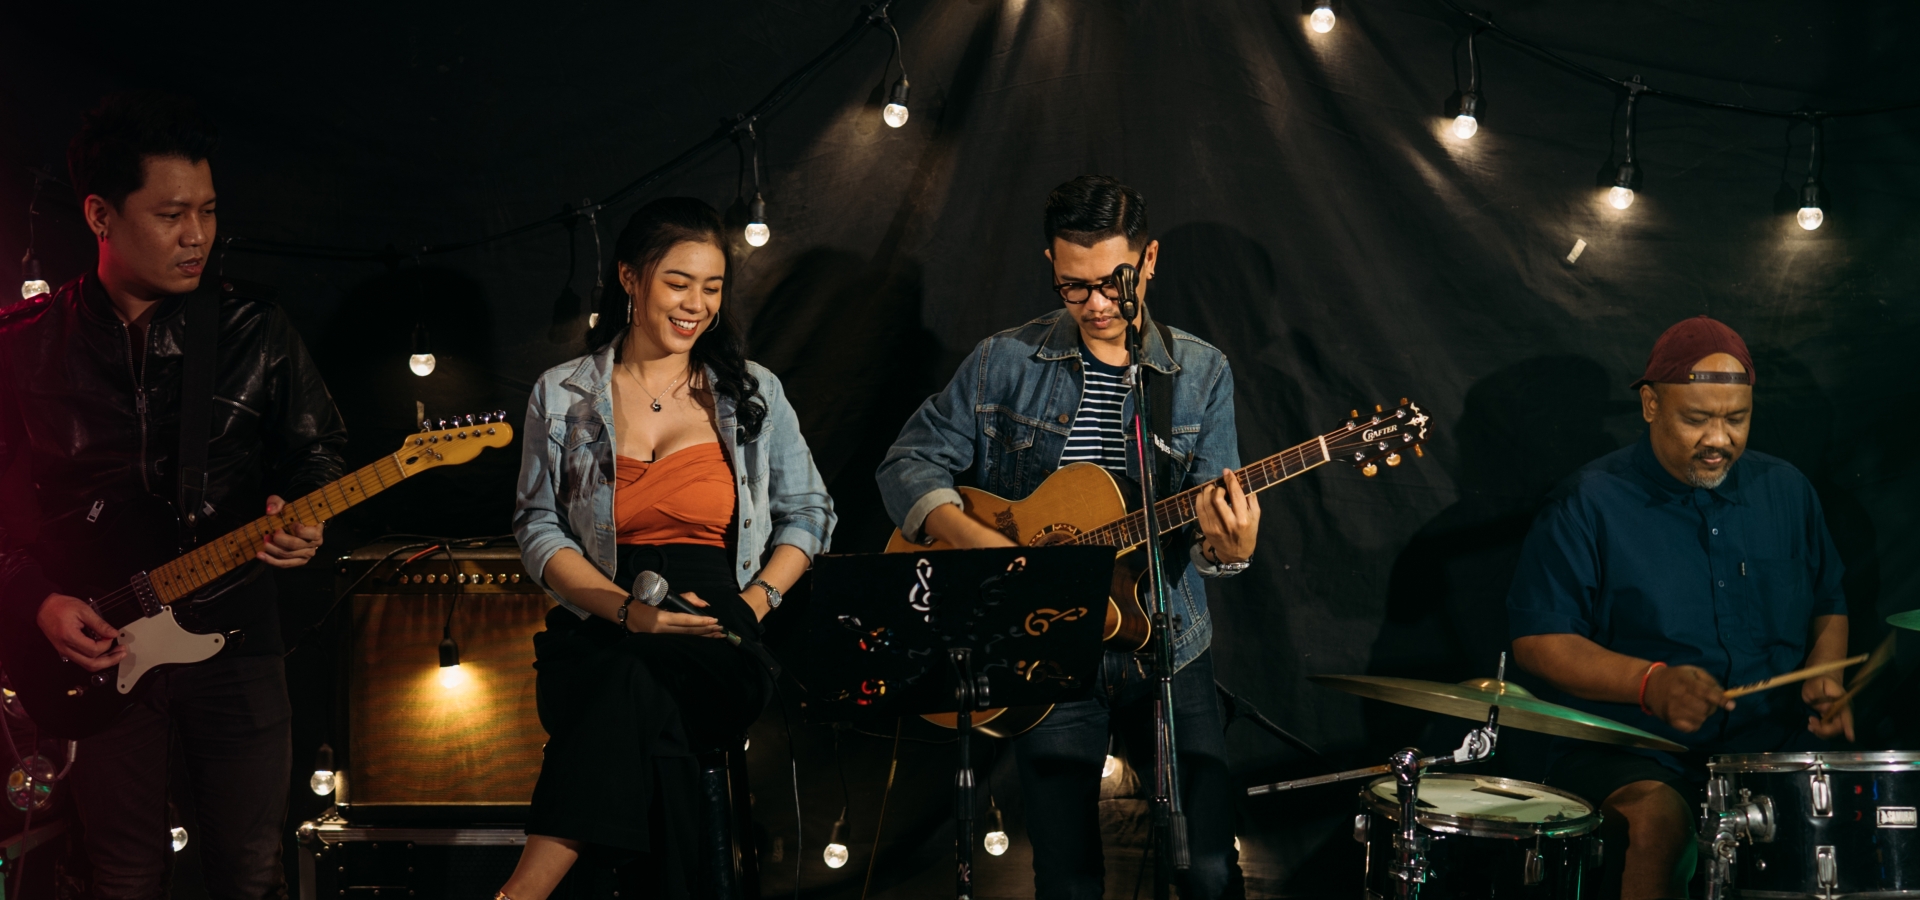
[
  {"x1": 0, "y1": 93, "x2": 346, "y2": 898},
  {"x1": 877, "y1": 175, "x2": 1259, "y2": 899}
]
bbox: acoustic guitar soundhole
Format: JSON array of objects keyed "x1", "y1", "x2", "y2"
[{"x1": 1029, "y1": 524, "x2": 1082, "y2": 546}]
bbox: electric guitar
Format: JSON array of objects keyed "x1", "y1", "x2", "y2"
[
  {"x1": 886, "y1": 400, "x2": 1431, "y2": 736},
  {"x1": 0, "y1": 414, "x2": 514, "y2": 739}
]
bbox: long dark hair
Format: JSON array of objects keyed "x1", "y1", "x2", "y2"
[{"x1": 585, "y1": 197, "x2": 765, "y2": 439}]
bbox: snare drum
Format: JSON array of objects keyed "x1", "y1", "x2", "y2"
[
  {"x1": 1356, "y1": 773, "x2": 1601, "y2": 899},
  {"x1": 1707, "y1": 751, "x2": 1920, "y2": 898}
]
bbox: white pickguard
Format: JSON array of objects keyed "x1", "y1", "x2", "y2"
[{"x1": 114, "y1": 607, "x2": 226, "y2": 694}]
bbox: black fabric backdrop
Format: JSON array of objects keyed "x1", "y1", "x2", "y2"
[{"x1": 3, "y1": 1, "x2": 1918, "y2": 897}]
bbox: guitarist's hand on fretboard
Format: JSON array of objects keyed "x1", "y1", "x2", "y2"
[
  {"x1": 35, "y1": 592, "x2": 126, "y2": 672},
  {"x1": 1195, "y1": 468, "x2": 1260, "y2": 564},
  {"x1": 256, "y1": 494, "x2": 325, "y2": 569}
]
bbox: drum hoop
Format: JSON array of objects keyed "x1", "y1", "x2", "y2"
[
  {"x1": 1360, "y1": 774, "x2": 1600, "y2": 839},
  {"x1": 1709, "y1": 751, "x2": 1920, "y2": 773}
]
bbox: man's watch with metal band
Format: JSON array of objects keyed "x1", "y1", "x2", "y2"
[
  {"x1": 1202, "y1": 542, "x2": 1252, "y2": 576},
  {"x1": 750, "y1": 578, "x2": 784, "y2": 609}
]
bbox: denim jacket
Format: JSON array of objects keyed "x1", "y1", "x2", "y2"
[
  {"x1": 515, "y1": 339, "x2": 837, "y2": 618},
  {"x1": 875, "y1": 309, "x2": 1242, "y2": 671}
]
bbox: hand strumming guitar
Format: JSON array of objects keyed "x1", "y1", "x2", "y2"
[
  {"x1": 924, "y1": 503, "x2": 1017, "y2": 549},
  {"x1": 36, "y1": 593, "x2": 125, "y2": 672},
  {"x1": 258, "y1": 495, "x2": 325, "y2": 569}
]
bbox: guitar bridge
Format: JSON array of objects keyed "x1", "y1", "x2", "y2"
[{"x1": 129, "y1": 572, "x2": 162, "y2": 618}]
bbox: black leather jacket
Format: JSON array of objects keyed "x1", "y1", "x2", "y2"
[{"x1": 0, "y1": 273, "x2": 347, "y2": 651}]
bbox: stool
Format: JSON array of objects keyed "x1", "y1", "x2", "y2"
[{"x1": 695, "y1": 736, "x2": 757, "y2": 900}]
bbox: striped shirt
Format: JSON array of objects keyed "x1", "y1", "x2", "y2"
[{"x1": 1060, "y1": 349, "x2": 1131, "y2": 477}]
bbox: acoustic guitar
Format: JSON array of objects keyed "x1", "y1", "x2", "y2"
[
  {"x1": 886, "y1": 400, "x2": 1431, "y2": 736},
  {"x1": 0, "y1": 414, "x2": 514, "y2": 739}
]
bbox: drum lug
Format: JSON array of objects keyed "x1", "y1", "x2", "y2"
[
  {"x1": 1815, "y1": 845, "x2": 1837, "y2": 894},
  {"x1": 1523, "y1": 844, "x2": 1545, "y2": 885},
  {"x1": 1353, "y1": 813, "x2": 1369, "y2": 844},
  {"x1": 1811, "y1": 771, "x2": 1832, "y2": 817}
]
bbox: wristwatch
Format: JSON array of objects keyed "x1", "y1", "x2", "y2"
[{"x1": 750, "y1": 578, "x2": 784, "y2": 609}]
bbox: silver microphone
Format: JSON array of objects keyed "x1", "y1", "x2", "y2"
[{"x1": 632, "y1": 570, "x2": 742, "y2": 645}]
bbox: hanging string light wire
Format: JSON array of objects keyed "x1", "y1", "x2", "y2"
[
  {"x1": 20, "y1": 175, "x2": 50, "y2": 300},
  {"x1": 880, "y1": 14, "x2": 912, "y2": 127},
  {"x1": 177, "y1": 0, "x2": 902, "y2": 264},
  {"x1": 1435, "y1": 0, "x2": 1919, "y2": 120}
]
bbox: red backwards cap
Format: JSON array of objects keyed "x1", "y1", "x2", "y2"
[{"x1": 1632, "y1": 315, "x2": 1755, "y2": 389}]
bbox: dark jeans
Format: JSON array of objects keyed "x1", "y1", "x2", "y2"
[
  {"x1": 67, "y1": 654, "x2": 292, "y2": 900},
  {"x1": 1014, "y1": 648, "x2": 1242, "y2": 900}
]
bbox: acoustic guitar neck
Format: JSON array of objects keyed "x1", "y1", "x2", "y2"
[{"x1": 1072, "y1": 435, "x2": 1333, "y2": 555}]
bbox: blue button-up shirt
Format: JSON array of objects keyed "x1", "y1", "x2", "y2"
[{"x1": 1507, "y1": 436, "x2": 1845, "y2": 764}]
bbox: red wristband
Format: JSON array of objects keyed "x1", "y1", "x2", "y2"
[{"x1": 1638, "y1": 661, "x2": 1667, "y2": 715}]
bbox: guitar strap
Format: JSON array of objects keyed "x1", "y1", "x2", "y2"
[
  {"x1": 1143, "y1": 319, "x2": 1195, "y2": 565},
  {"x1": 177, "y1": 287, "x2": 219, "y2": 533}
]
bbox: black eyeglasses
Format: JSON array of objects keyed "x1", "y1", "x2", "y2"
[{"x1": 1051, "y1": 249, "x2": 1146, "y2": 304}]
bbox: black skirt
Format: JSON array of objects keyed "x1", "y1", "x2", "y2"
[{"x1": 527, "y1": 543, "x2": 773, "y2": 897}]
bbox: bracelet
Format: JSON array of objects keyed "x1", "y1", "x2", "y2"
[
  {"x1": 1638, "y1": 661, "x2": 1667, "y2": 715},
  {"x1": 1202, "y1": 542, "x2": 1251, "y2": 576},
  {"x1": 617, "y1": 595, "x2": 635, "y2": 631}
]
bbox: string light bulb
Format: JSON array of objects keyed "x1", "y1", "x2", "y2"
[
  {"x1": 1608, "y1": 164, "x2": 1637, "y2": 210},
  {"x1": 1453, "y1": 93, "x2": 1480, "y2": 140},
  {"x1": 20, "y1": 249, "x2": 49, "y2": 300},
  {"x1": 171, "y1": 826, "x2": 190, "y2": 853},
  {"x1": 437, "y1": 630, "x2": 465, "y2": 689},
  {"x1": 409, "y1": 322, "x2": 436, "y2": 376},
  {"x1": 1310, "y1": 1, "x2": 1335, "y2": 33},
  {"x1": 884, "y1": 78, "x2": 911, "y2": 128},
  {"x1": 1797, "y1": 119, "x2": 1825, "y2": 231},
  {"x1": 309, "y1": 744, "x2": 337, "y2": 796},
  {"x1": 1450, "y1": 31, "x2": 1481, "y2": 140},
  {"x1": 984, "y1": 798, "x2": 1009, "y2": 856},
  {"x1": 745, "y1": 193, "x2": 771, "y2": 248},
  {"x1": 880, "y1": 17, "x2": 912, "y2": 127},
  {"x1": 823, "y1": 809, "x2": 850, "y2": 868},
  {"x1": 1608, "y1": 81, "x2": 1643, "y2": 211}
]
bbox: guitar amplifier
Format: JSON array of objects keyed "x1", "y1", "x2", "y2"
[{"x1": 332, "y1": 541, "x2": 554, "y2": 824}]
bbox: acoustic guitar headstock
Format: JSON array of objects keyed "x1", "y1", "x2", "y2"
[
  {"x1": 1324, "y1": 399, "x2": 1431, "y2": 477},
  {"x1": 397, "y1": 411, "x2": 515, "y2": 475}
]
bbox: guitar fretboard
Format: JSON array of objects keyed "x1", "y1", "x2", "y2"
[
  {"x1": 147, "y1": 455, "x2": 409, "y2": 604},
  {"x1": 1074, "y1": 435, "x2": 1332, "y2": 554}
]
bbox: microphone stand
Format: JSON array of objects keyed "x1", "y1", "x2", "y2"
[{"x1": 1114, "y1": 263, "x2": 1189, "y2": 897}]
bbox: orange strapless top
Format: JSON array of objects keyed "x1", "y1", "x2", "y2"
[{"x1": 614, "y1": 443, "x2": 736, "y2": 547}]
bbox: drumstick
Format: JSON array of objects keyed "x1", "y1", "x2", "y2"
[
  {"x1": 1723, "y1": 653, "x2": 1869, "y2": 699},
  {"x1": 1819, "y1": 633, "x2": 1896, "y2": 723}
]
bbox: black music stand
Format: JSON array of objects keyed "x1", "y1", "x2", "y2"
[{"x1": 804, "y1": 546, "x2": 1113, "y2": 900}]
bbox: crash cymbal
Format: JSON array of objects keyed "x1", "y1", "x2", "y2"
[
  {"x1": 1889, "y1": 610, "x2": 1920, "y2": 632},
  {"x1": 1311, "y1": 674, "x2": 1688, "y2": 753}
]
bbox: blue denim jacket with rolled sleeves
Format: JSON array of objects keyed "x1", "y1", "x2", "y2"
[
  {"x1": 875, "y1": 309, "x2": 1243, "y2": 672},
  {"x1": 515, "y1": 340, "x2": 837, "y2": 618}
]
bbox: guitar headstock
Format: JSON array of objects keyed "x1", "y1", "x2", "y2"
[
  {"x1": 1324, "y1": 399, "x2": 1431, "y2": 477},
  {"x1": 397, "y1": 411, "x2": 515, "y2": 475}
]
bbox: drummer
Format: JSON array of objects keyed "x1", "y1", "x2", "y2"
[{"x1": 1507, "y1": 316, "x2": 1853, "y2": 900}]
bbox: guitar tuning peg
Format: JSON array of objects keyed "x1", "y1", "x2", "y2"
[
  {"x1": 464, "y1": 414, "x2": 475, "y2": 427},
  {"x1": 1362, "y1": 463, "x2": 1379, "y2": 477},
  {"x1": 419, "y1": 420, "x2": 432, "y2": 432},
  {"x1": 438, "y1": 418, "x2": 449, "y2": 430},
  {"x1": 1386, "y1": 453, "x2": 1402, "y2": 467}
]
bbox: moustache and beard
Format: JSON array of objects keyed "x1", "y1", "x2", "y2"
[{"x1": 1683, "y1": 446, "x2": 1736, "y2": 490}]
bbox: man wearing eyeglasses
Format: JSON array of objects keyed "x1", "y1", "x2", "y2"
[{"x1": 877, "y1": 175, "x2": 1258, "y2": 899}]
